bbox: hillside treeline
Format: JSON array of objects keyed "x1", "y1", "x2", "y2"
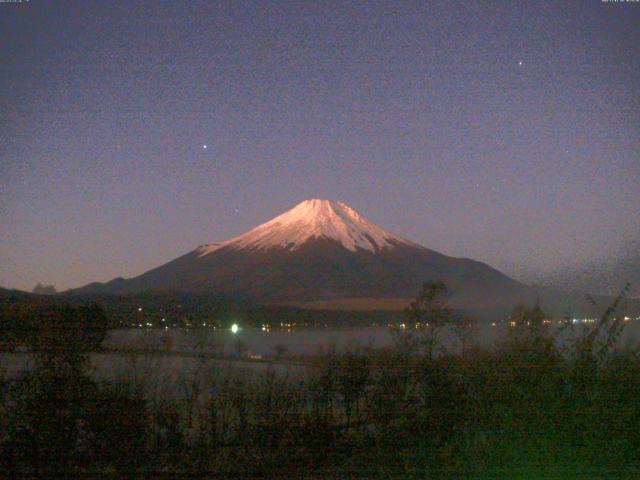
[{"x1": 0, "y1": 285, "x2": 639, "y2": 478}]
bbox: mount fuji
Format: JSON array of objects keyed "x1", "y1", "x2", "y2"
[{"x1": 72, "y1": 199, "x2": 608, "y2": 317}]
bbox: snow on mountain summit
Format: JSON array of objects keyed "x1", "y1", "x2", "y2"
[{"x1": 196, "y1": 199, "x2": 414, "y2": 256}]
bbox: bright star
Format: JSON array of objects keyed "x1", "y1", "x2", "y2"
[
  {"x1": 202, "y1": 144, "x2": 207, "y2": 150},
  {"x1": 518, "y1": 60, "x2": 523, "y2": 66}
]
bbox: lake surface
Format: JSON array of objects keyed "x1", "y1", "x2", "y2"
[
  {"x1": 3, "y1": 322, "x2": 638, "y2": 398},
  {"x1": 104, "y1": 321, "x2": 640, "y2": 357}
]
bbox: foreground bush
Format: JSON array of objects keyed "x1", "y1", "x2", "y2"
[{"x1": 1, "y1": 293, "x2": 639, "y2": 478}]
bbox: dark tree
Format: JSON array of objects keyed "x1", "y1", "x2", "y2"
[
  {"x1": 0, "y1": 302, "x2": 149, "y2": 477},
  {"x1": 32, "y1": 283, "x2": 57, "y2": 295},
  {"x1": 405, "y1": 281, "x2": 454, "y2": 358},
  {"x1": 274, "y1": 343, "x2": 288, "y2": 360}
]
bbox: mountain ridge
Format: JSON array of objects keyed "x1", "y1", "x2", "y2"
[
  {"x1": 195, "y1": 199, "x2": 416, "y2": 256},
  {"x1": 70, "y1": 199, "x2": 638, "y2": 318}
]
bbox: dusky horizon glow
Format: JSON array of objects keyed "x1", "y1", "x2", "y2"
[{"x1": 1, "y1": 1, "x2": 638, "y2": 292}]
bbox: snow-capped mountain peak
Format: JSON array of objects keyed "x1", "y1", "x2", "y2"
[{"x1": 196, "y1": 199, "x2": 414, "y2": 256}]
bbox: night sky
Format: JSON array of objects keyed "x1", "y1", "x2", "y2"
[{"x1": 1, "y1": 0, "x2": 638, "y2": 292}]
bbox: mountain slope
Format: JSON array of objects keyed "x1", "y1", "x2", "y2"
[
  {"x1": 195, "y1": 198, "x2": 416, "y2": 255},
  {"x1": 72, "y1": 199, "x2": 634, "y2": 317},
  {"x1": 75, "y1": 200, "x2": 519, "y2": 299},
  {"x1": 548, "y1": 249, "x2": 640, "y2": 299}
]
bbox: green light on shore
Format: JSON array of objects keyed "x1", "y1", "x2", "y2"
[{"x1": 231, "y1": 323, "x2": 239, "y2": 334}]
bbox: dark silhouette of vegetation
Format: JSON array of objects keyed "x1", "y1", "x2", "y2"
[
  {"x1": 402, "y1": 281, "x2": 476, "y2": 358},
  {"x1": 62, "y1": 290, "x2": 406, "y2": 329},
  {"x1": 32, "y1": 283, "x2": 57, "y2": 295},
  {"x1": 0, "y1": 284, "x2": 639, "y2": 477},
  {"x1": 273, "y1": 343, "x2": 288, "y2": 359}
]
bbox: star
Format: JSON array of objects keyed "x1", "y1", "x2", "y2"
[
  {"x1": 518, "y1": 60, "x2": 523, "y2": 66},
  {"x1": 202, "y1": 144, "x2": 208, "y2": 150}
]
